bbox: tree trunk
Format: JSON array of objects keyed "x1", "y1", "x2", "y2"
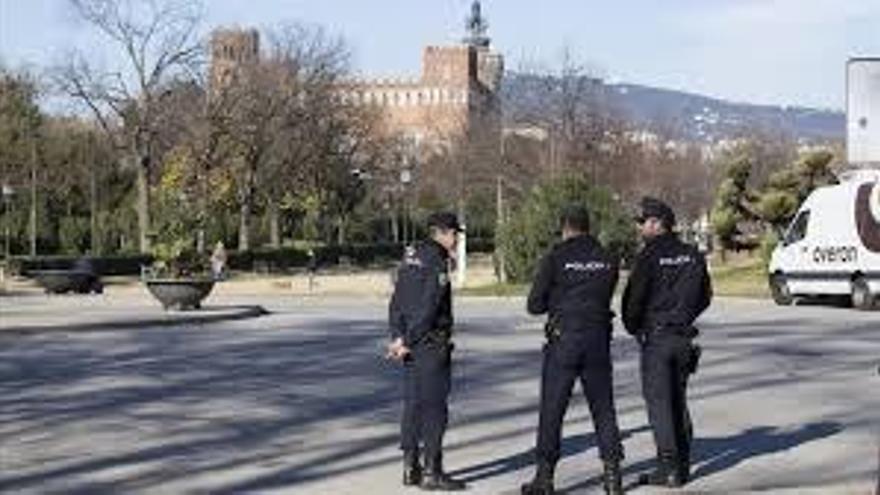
[
  {"x1": 336, "y1": 216, "x2": 345, "y2": 246},
  {"x1": 239, "y1": 199, "x2": 251, "y2": 252},
  {"x1": 391, "y1": 212, "x2": 399, "y2": 243},
  {"x1": 90, "y1": 165, "x2": 99, "y2": 255},
  {"x1": 495, "y1": 174, "x2": 507, "y2": 283},
  {"x1": 29, "y1": 141, "x2": 37, "y2": 257},
  {"x1": 196, "y1": 163, "x2": 207, "y2": 254},
  {"x1": 135, "y1": 155, "x2": 151, "y2": 254},
  {"x1": 401, "y1": 205, "x2": 408, "y2": 244},
  {"x1": 456, "y1": 197, "x2": 467, "y2": 287},
  {"x1": 268, "y1": 198, "x2": 280, "y2": 248},
  {"x1": 238, "y1": 167, "x2": 255, "y2": 252}
]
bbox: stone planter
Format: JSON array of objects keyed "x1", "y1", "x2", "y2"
[
  {"x1": 144, "y1": 279, "x2": 215, "y2": 310},
  {"x1": 32, "y1": 270, "x2": 103, "y2": 294}
]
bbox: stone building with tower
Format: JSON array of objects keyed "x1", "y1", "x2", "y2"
[
  {"x1": 209, "y1": 28, "x2": 260, "y2": 90},
  {"x1": 209, "y1": 1, "x2": 504, "y2": 153},
  {"x1": 343, "y1": 0, "x2": 504, "y2": 150}
]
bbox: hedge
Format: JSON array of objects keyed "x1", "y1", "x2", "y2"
[
  {"x1": 9, "y1": 239, "x2": 495, "y2": 276},
  {"x1": 13, "y1": 255, "x2": 154, "y2": 277}
]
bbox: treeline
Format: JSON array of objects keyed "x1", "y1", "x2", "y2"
[
  {"x1": 0, "y1": 1, "x2": 414, "y2": 260},
  {"x1": 0, "y1": 0, "x2": 845, "y2": 266}
]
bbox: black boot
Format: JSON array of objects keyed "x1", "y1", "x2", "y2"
[
  {"x1": 403, "y1": 450, "x2": 423, "y2": 486},
  {"x1": 678, "y1": 450, "x2": 691, "y2": 485},
  {"x1": 521, "y1": 460, "x2": 555, "y2": 495},
  {"x1": 638, "y1": 452, "x2": 683, "y2": 487},
  {"x1": 421, "y1": 453, "x2": 466, "y2": 491},
  {"x1": 603, "y1": 460, "x2": 624, "y2": 495}
]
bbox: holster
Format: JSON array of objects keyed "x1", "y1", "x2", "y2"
[
  {"x1": 425, "y1": 328, "x2": 454, "y2": 351},
  {"x1": 687, "y1": 343, "x2": 702, "y2": 375},
  {"x1": 544, "y1": 314, "x2": 562, "y2": 343}
]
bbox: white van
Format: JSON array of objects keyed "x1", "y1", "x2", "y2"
[{"x1": 768, "y1": 169, "x2": 880, "y2": 309}]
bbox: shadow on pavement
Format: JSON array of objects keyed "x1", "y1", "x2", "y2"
[
  {"x1": 450, "y1": 425, "x2": 651, "y2": 484},
  {"x1": 0, "y1": 306, "x2": 871, "y2": 493},
  {"x1": 691, "y1": 421, "x2": 843, "y2": 480},
  {"x1": 558, "y1": 421, "x2": 843, "y2": 494}
]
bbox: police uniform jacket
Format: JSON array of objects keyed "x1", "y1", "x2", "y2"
[
  {"x1": 622, "y1": 233, "x2": 712, "y2": 336},
  {"x1": 389, "y1": 240, "x2": 453, "y2": 347},
  {"x1": 527, "y1": 235, "x2": 619, "y2": 331}
]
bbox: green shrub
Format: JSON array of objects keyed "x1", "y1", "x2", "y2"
[
  {"x1": 496, "y1": 175, "x2": 636, "y2": 283},
  {"x1": 58, "y1": 217, "x2": 91, "y2": 255},
  {"x1": 759, "y1": 231, "x2": 778, "y2": 271}
]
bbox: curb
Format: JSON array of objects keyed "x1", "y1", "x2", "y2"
[{"x1": 0, "y1": 305, "x2": 270, "y2": 336}]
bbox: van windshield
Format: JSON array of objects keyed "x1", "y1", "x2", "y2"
[{"x1": 784, "y1": 210, "x2": 810, "y2": 245}]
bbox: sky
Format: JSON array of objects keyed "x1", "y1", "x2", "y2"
[{"x1": 1, "y1": 0, "x2": 878, "y2": 111}]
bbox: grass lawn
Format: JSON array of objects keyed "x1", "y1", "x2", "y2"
[
  {"x1": 459, "y1": 253, "x2": 771, "y2": 300},
  {"x1": 457, "y1": 282, "x2": 528, "y2": 297},
  {"x1": 709, "y1": 254, "x2": 769, "y2": 299}
]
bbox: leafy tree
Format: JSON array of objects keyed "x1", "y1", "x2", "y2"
[
  {"x1": 496, "y1": 175, "x2": 635, "y2": 283},
  {"x1": 0, "y1": 69, "x2": 43, "y2": 256},
  {"x1": 756, "y1": 150, "x2": 837, "y2": 232},
  {"x1": 711, "y1": 154, "x2": 761, "y2": 256}
]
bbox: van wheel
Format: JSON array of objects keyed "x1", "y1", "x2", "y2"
[
  {"x1": 851, "y1": 277, "x2": 876, "y2": 311},
  {"x1": 769, "y1": 274, "x2": 793, "y2": 306}
]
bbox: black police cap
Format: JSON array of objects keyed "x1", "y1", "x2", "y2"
[
  {"x1": 635, "y1": 197, "x2": 676, "y2": 227},
  {"x1": 427, "y1": 212, "x2": 464, "y2": 232}
]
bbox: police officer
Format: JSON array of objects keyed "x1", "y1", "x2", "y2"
[
  {"x1": 388, "y1": 212, "x2": 466, "y2": 491},
  {"x1": 622, "y1": 197, "x2": 712, "y2": 487},
  {"x1": 522, "y1": 205, "x2": 625, "y2": 495}
]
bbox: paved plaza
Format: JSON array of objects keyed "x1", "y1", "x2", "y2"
[{"x1": 0, "y1": 295, "x2": 878, "y2": 494}]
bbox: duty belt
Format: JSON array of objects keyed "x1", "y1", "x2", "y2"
[
  {"x1": 644, "y1": 324, "x2": 699, "y2": 339},
  {"x1": 426, "y1": 328, "x2": 452, "y2": 344}
]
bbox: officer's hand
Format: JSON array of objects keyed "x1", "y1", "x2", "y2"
[{"x1": 387, "y1": 338, "x2": 410, "y2": 361}]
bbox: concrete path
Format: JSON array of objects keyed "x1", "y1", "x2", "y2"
[{"x1": 0, "y1": 297, "x2": 877, "y2": 494}]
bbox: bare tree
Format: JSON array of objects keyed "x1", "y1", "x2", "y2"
[
  {"x1": 55, "y1": 0, "x2": 203, "y2": 253},
  {"x1": 260, "y1": 24, "x2": 354, "y2": 248},
  {"x1": 150, "y1": 77, "x2": 231, "y2": 253}
]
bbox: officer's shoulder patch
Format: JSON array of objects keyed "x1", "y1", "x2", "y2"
[{"x1": 404, "y1": 246, "x2": 423, "y2": 267}]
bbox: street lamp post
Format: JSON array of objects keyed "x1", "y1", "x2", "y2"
[
  {"x1": 496, "y1": 130, "x2": 509, "y2": 284},
  {"x1": 400, "y1": 168, "x2": 412, "y2": 245}
]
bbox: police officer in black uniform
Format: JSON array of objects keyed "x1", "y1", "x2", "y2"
[
  {"x1": 522, "y1": 205, "x2": 625, "y2": 495},
  {"x1": 388, "y1": 212, "x2": 466, "y2": 491},
  {"x1": 622, "y1": 197, "x2": 712, "y2": 487}
]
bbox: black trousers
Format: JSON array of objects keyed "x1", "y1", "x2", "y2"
[
  {"x1": 640, "y1": 332, "x2": 693, "y2": 464},
  {"x1": 400, "y1": 341, "x2": 452, "y2": 460},
  {"x1": 536, "y1": 332, "x2": 624, "y2": 464}
]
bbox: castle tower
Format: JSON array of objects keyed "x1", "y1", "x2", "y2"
[
  {"x1": 462, "y1": 1, "x2": 504, "y2": 92},
  {"x1": 463, "y1": 0, "x2": 490, "y2": 48},
  {"x1": 422, "y1": 45, "x2": 476, "y2": 88},
  {"x1": 210, "y1": 28, "x2": 260, "y2": 90}
]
